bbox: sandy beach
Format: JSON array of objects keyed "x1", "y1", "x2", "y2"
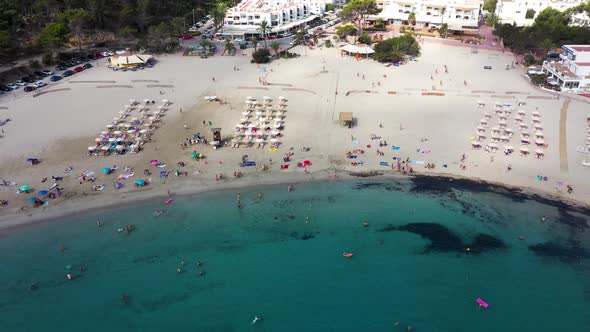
[{"x1": 1, "y1": 39, "x2": 590, "y2": 230}]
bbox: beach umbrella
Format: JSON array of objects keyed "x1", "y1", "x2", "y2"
[
  {"x1": 535, "y1": 138, "x2": 545, "y2": 144},
  {"x1": 471, "y1": 141, "x2": 481, "y2": 146},
  {"x1": 505, "y1": 145, "x2": 514, "y2": 151},
  {"x1": 114, "y1": 130, "x2": 122, "y2": 135},
  {"x1": 488, "y1": 143, "x2": 498, "y2": 149},
  {"x1": 504, "y1": 128, "x2": 513, "y2": 133},
  {"x1": 500, "y1": 135, "x2": 509, "y2": 141},
  {"x1": 88, "y1": 146, "x2": 97, "y2": 151},
  {"x1": 100, "y1": 131, "x2": 109, "y2": 135},
  {"x1": 520, "y1": 147, "x2": 529, "y2": 153},
  {"x1": 27, "y1": 197, "x2": 39, "y2": 203},
  {"x1": 143, "y1": 99, "x2": 149, "y2": 103},
  {"x1": 151, "y1": 160, "x2": 159, "y2": 165},
  {"x1": 248, "y1": 123, "x2": 257, "y2": 128},
  {"x1": 135, "y1": 179, "x2": 146, "y2": 186},
  {"x1": 535, "y1": 149, "x2": 544, "y2": 155},
  {"x1": 106, "y1": 124, "x2": 114, "y2": 129},
  {"x1": 271, "y1": 130, "x2": 281, "y2": 135},
  {"x1": 38, "y1": 190, "x2": 49, "y2": 196},
  {"x1": 270, "y1": 138, "x2": 279, "y2": 143},
  {"x1": 479, "y1": 119, "x2": 487, "y2": 124},
  {"x1": 532, "y1": 111, "x2": 540, "y2": 116},
  {"x1": 124, "y1": 104, "x2": 130, "y2": 109},
  {"x1": 20, "y1": 185, "x2": 30, "y2": 192},
  {"x1": 100, "y1": 146, "x2": 110, "y2": 151},
  {"x1": 115, "y1": 145, "x2": 125, "y2": 150},
  {"x1": 273, "y1": 123, "x2": 282, "y2": 128},
  {"x1": 535, "y1": 131, "x2": 544, "y2": 137},
  {"x1": 255, "y1": 138, "x2": 264, "y2": 143},
  {"x1": 95, "y1": 138, "x2": 103, "y2": 142},
  {"x1": 491, "y1": 126, "x2": 500, "y2": 132},
  {"x1": 102, "y1": 167, "x2": 111, "y2": 173},
  {"x1": 242, "y1": 111, "x2": 250, "y2": 116},
  {"x1": 517, "y1": 110, "x2": 526, "y2": 115}
]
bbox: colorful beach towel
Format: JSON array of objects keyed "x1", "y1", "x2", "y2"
[
  {"x1": 379, "y1": 162, "x2": 389, "y2": 166},
  {"x1": 351, "y1": 140, "x2": 359, "y2": 145},
  {"x1": 417, "y1": 149, "x2": 431, "y2": 154},
  {"x1": 245, "y1": 161, "x2": 256, "y2": 167},
  {"x1": 392, "y1": 146, "x2": 401, "y2": 150},
  {"x1": 409, "y1": 160, "x2": 425, "y2": 165}
]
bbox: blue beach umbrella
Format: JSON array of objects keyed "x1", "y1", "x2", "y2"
[
  {"x1": 20, "y1": 185, "x2": 30, "y2": 192},
  {"x1": 135, "y1": 179, "x2": 146, "y2": 186},
  {"x1": 38, "y1": 190, "x2": 49, "y2": 196},
  {"x1": 102, "y1": 167, "x2": 111, "y2": 174},
  {"x1": 27, "y1": 197, "x2": 38, "y2": 203}
]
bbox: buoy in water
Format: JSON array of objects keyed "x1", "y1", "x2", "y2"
[{"x1": 342, "y1": 252, "x2": 354, "y2": 258}]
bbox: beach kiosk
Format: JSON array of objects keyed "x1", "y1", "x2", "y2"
[
  {"x1": 211, "y1": 128, "x2": 222, "y2": 149},
  {"x1": 339, "y1": 112, "x2": 353, "y2": 128}
]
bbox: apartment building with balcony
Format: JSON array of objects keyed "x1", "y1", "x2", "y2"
[
  {"x1": 223, "y1": 0, "x2": 327, "y2": 36},
  {"x1": 542, "y1": 45, "x2": 590, "y2": 91},
  {"x1": 495, "y1": 0, "x2": 585, "y2": 26},
  {"x1": 374, "y1": 0, "x2": 482, "y2": 31}
]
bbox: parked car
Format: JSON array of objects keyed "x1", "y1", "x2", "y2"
[
  {"x1": 73, "y1": 66, "x2": 84, "y2": 73},
  {"x1": 41, "y1": 69, "x2": 54, "y2": 76},
  {"x1": 188, "y1": 26, "x2": 198, "y2": 32},
  {"x1": 15, "y1": 80, "x2": 27, "y2": 86},
  {"x1": 115, "y1": 50, "x2": 126, "y2": 55},
  {"x1": 62, "y1": 70, "x2": 75, "y2": 77},
  {"x1": 50, "y1": 75, "x2": 63, "y2": 82},
  {"x1": 21, "y1": 76, "x2": 35, "y2": 83},
  {"x1": 100, "y1": 51, "x2": 113, "y2": 57},
  {"x1": 34, "y1": 81, "x2": 47, "y2": 88},
  {"x1": 6, "y1": 83, "x2": 19, "y2": 89},
  {"x1": 55, "y1": 65, "x2": 68, "y2": 71},
  {"x1": 87, "y1": 54, "x2": 97, "y2": 60},
  {"x1": 182, "y1": 34, "x2": 193, "y2": 40},
  {"x1": 0, "y1": 84, "x2": 11, "y2": 92},
  {"x1": 34, "y1": 70, "x2": 49, "y2": 77},
  {"x1": 24, "y1": 86, "x2": 36, "y2": 92},
  {"x1": 79, "y1": 57, "x2": 90, "y2": 63},
  {"x1": 483, "y1": 65, "x2": 492, "y2": 70},
  {"x1": 267, "y1": 35, "x2": 276, "y2": 40},
  {"x1": 82, "y1": 63, "x2": 93, "y2": 69}
]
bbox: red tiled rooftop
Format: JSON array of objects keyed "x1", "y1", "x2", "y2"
[{"x1": 575, "y1": 62, "x2": 590, "y2": 66}]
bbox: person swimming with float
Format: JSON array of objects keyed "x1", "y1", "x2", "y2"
[{"x1": 251, "y1": 316, "x2": 262, "y2": 325}]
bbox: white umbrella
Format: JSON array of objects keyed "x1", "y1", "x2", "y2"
[
  {"x1": 94, "y1": 138, "x2": 103, "y2": 142},
  {"x1": 88, "y1": 146, "x2": 97, "y2": 151},
  {"x1": 248, "y1": 123, "x2": 257, "y2": 128},
  {"x1": 255, "y1": 138, "x2": 264, "y2": 143},
  {"x1": 504, "y1": 128, "x2": 513, "y2": 133},
  {"x1": 100, "y1": 130, "x2": 109, "y2": 135},
  {"x1": 274, "y1": 123, "x2": 282, "y2": 128},
  {"x1": 471, "y1": 141, "x2": 481, "y2": 146},
  {"x1": 480, "y1": 119, "x2": 487, "y2": 124},
  {"x1": 500, "y1": 135, "x2": 509, "y2": 141},
  {"x1": 116, "y1": 137, "x2": 124, "y2": 142},
  {"x1": 123, "y1": 123, "x2": 132, "y2": 128},
  {"x1": 535, "y1": 138, "x2": 545, "y2": 144},
  {"x1": 240, "y1": 117, "x2": 249, "y2": 122},
  {"x1": 534, "y1": 124, "x2": 543, "y2": 129},
  {"x1": 242, "y1": 111, "x2": 250, "y2": 115},
  {"x1": 101, "y1": 146, "x2": 110, "y2": 151},
  {"x1": 115, "y1": 145, "x2": 125, "y2": 150},
  {"x1": 143, "y1": 99, "x2": 149, "y2": 103},
  {"x1": 517, "y1": 110, "x2": 526, "y2": 115},
  {"x1": 278, "y1": 96, "x2": 285, "y2": 100},
  {"x1": 140, "y1": 129, "x2": 148, "y2": 134},
  {"x1": 514, "y1": 116, "x2": 523, "y2": 121},
  {"x1": 149, "y1": 116, "x2": 157, "y2": 121},
  {"x1": 535, "y1": 131, "x2": 544, "y2": 137},
  {"x1": 255, "y1": 111, "x2": 263, "y2": 116},
  {"x1": 520, "y1": 147, "x2": 529, "y2": 152},
  {"x1": 246, "y1": 96, "x2": 253, "y2": 100},
  {"x1": 127, "y1": 129, "x2": 136, "y2": 134},
  {"x1": 505, "y1": 145, "x2": 514, "y2": 151},
  {"x1": 535, "y1": 149, "x2": 544, "y2": 155},
  {"x1": 263, "y1": 96, "x2": 270, "y2": 100},
  {"x1": 476, "y1": 133, "x2": 486, "y2": 138},
  {"x1": 108, "y1": 138, "x2": 117, "y2": 142},
  {"x1": 114, "y1": 130, "x2": 122, "y2": 135},
  {"x1": 532, "y1": 111, "x2": 540, "y2": 116},
  {"x1": 124, "y1": 104, "x2": 130, "y2": 109},
  {"x1": 162, "y1": 99, "x2": 169, "y2": 104},
  {"x1": 244, "y1": 130, "x2": 254, "y2": 136},
  {"x1": 129, "y1": 99, "x2": 136, "y2": 103},
  {"x1": 477, "y1": 125, "x2": 486, "y2": 130},
  {"x1": 488, "y1": 143, "x2": 498, "y2": 148},
  {"x1": 270, "y1": 138, "x2": 279, "y2": 143},
  {"x1": 106, "y1": 124, "x2": 114, "y2": 129},
  {"x1": 491, "y1": 126, "x2": 500, "y2": 132}
]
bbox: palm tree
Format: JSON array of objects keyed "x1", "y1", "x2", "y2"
[
  {"x1": 440, "y1": 7, "x2": 448, "y2": 38},
  {"x1": 224, "y1": 39, "x2": 235, "y2": 56},
  {"x1": 258, "y1": 19, "x2": 271, "y2": 48},
  {"x1": 250, "y1": 37, "x2": 259, "y2": 51},
  {"x1": 408, "y1": 11, "x2": 416, "y2": 26},
  {"x1": 270, "y1": 40, "x2": 280, "y2": 57},
  {"x1": 199, "y1": 39, "x2": 210, "y2": 55}
]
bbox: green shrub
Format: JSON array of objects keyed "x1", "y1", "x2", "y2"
[
  {"x1": 523, "y1": 54, "x2": 536, "y2": 65},
  {"x1": 325, "y1": 39, "x2": 333, "y2": 48},
  {"x1": 252, "y1": 48, "x2": 271, "y2": 63},
  {"x1": 358, "y1": 32, "x2": 372, "y2": 45}
]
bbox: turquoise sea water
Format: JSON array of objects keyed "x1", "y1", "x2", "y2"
[{"x1": 1, "y1": 178, "x2": 589, "y2": 332}]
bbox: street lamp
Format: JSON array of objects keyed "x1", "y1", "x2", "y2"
[{"x1": 192, "y1": 9, "x2": 196, "y2": 26}]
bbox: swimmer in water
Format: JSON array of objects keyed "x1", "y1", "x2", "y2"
[
  {"x1": 196, "y1": 260, "x2": 202, "y2": 266},
  {"x1": 288, "y1": 185, "x2": 292, "y2": 192},
  {"x1": 363, "y1": 221, "x2": 369, "y2": 227},
  {"x1": 541, "y1": 216, "x2": 546, "y2": 223},
  {"x1": 258, "y1": 193, "x2": 263, "y2": 198},
  {"x1": 96, "y1": 218, "x2": 101, "y2": 227},
  {"x1": 177, "y1": 268, "x2": 182, "y2": 274},
  {"x1": 251, "y1": 316, "x2": 262, "y2": 325},
  {"x1": 181, "y1": 260, "x2": 185, "y2": 266}
]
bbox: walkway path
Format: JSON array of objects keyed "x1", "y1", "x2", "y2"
[{"x1": 560, "y1": 98, "x2": 571, "y2": 173}]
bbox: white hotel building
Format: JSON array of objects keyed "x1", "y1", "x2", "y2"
[
  {"x1": 542, "y1": 45, "x2": 590, "y2": 91},
  {"x1": 374, "y1": 0, "x2": 482, "y2": 31},
  {"x1": 223, "y1": 0, "x2": 327, "y2": 37},
  {"x1": 495, "y1": 0, "x2": 586, "y2": 26}
]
